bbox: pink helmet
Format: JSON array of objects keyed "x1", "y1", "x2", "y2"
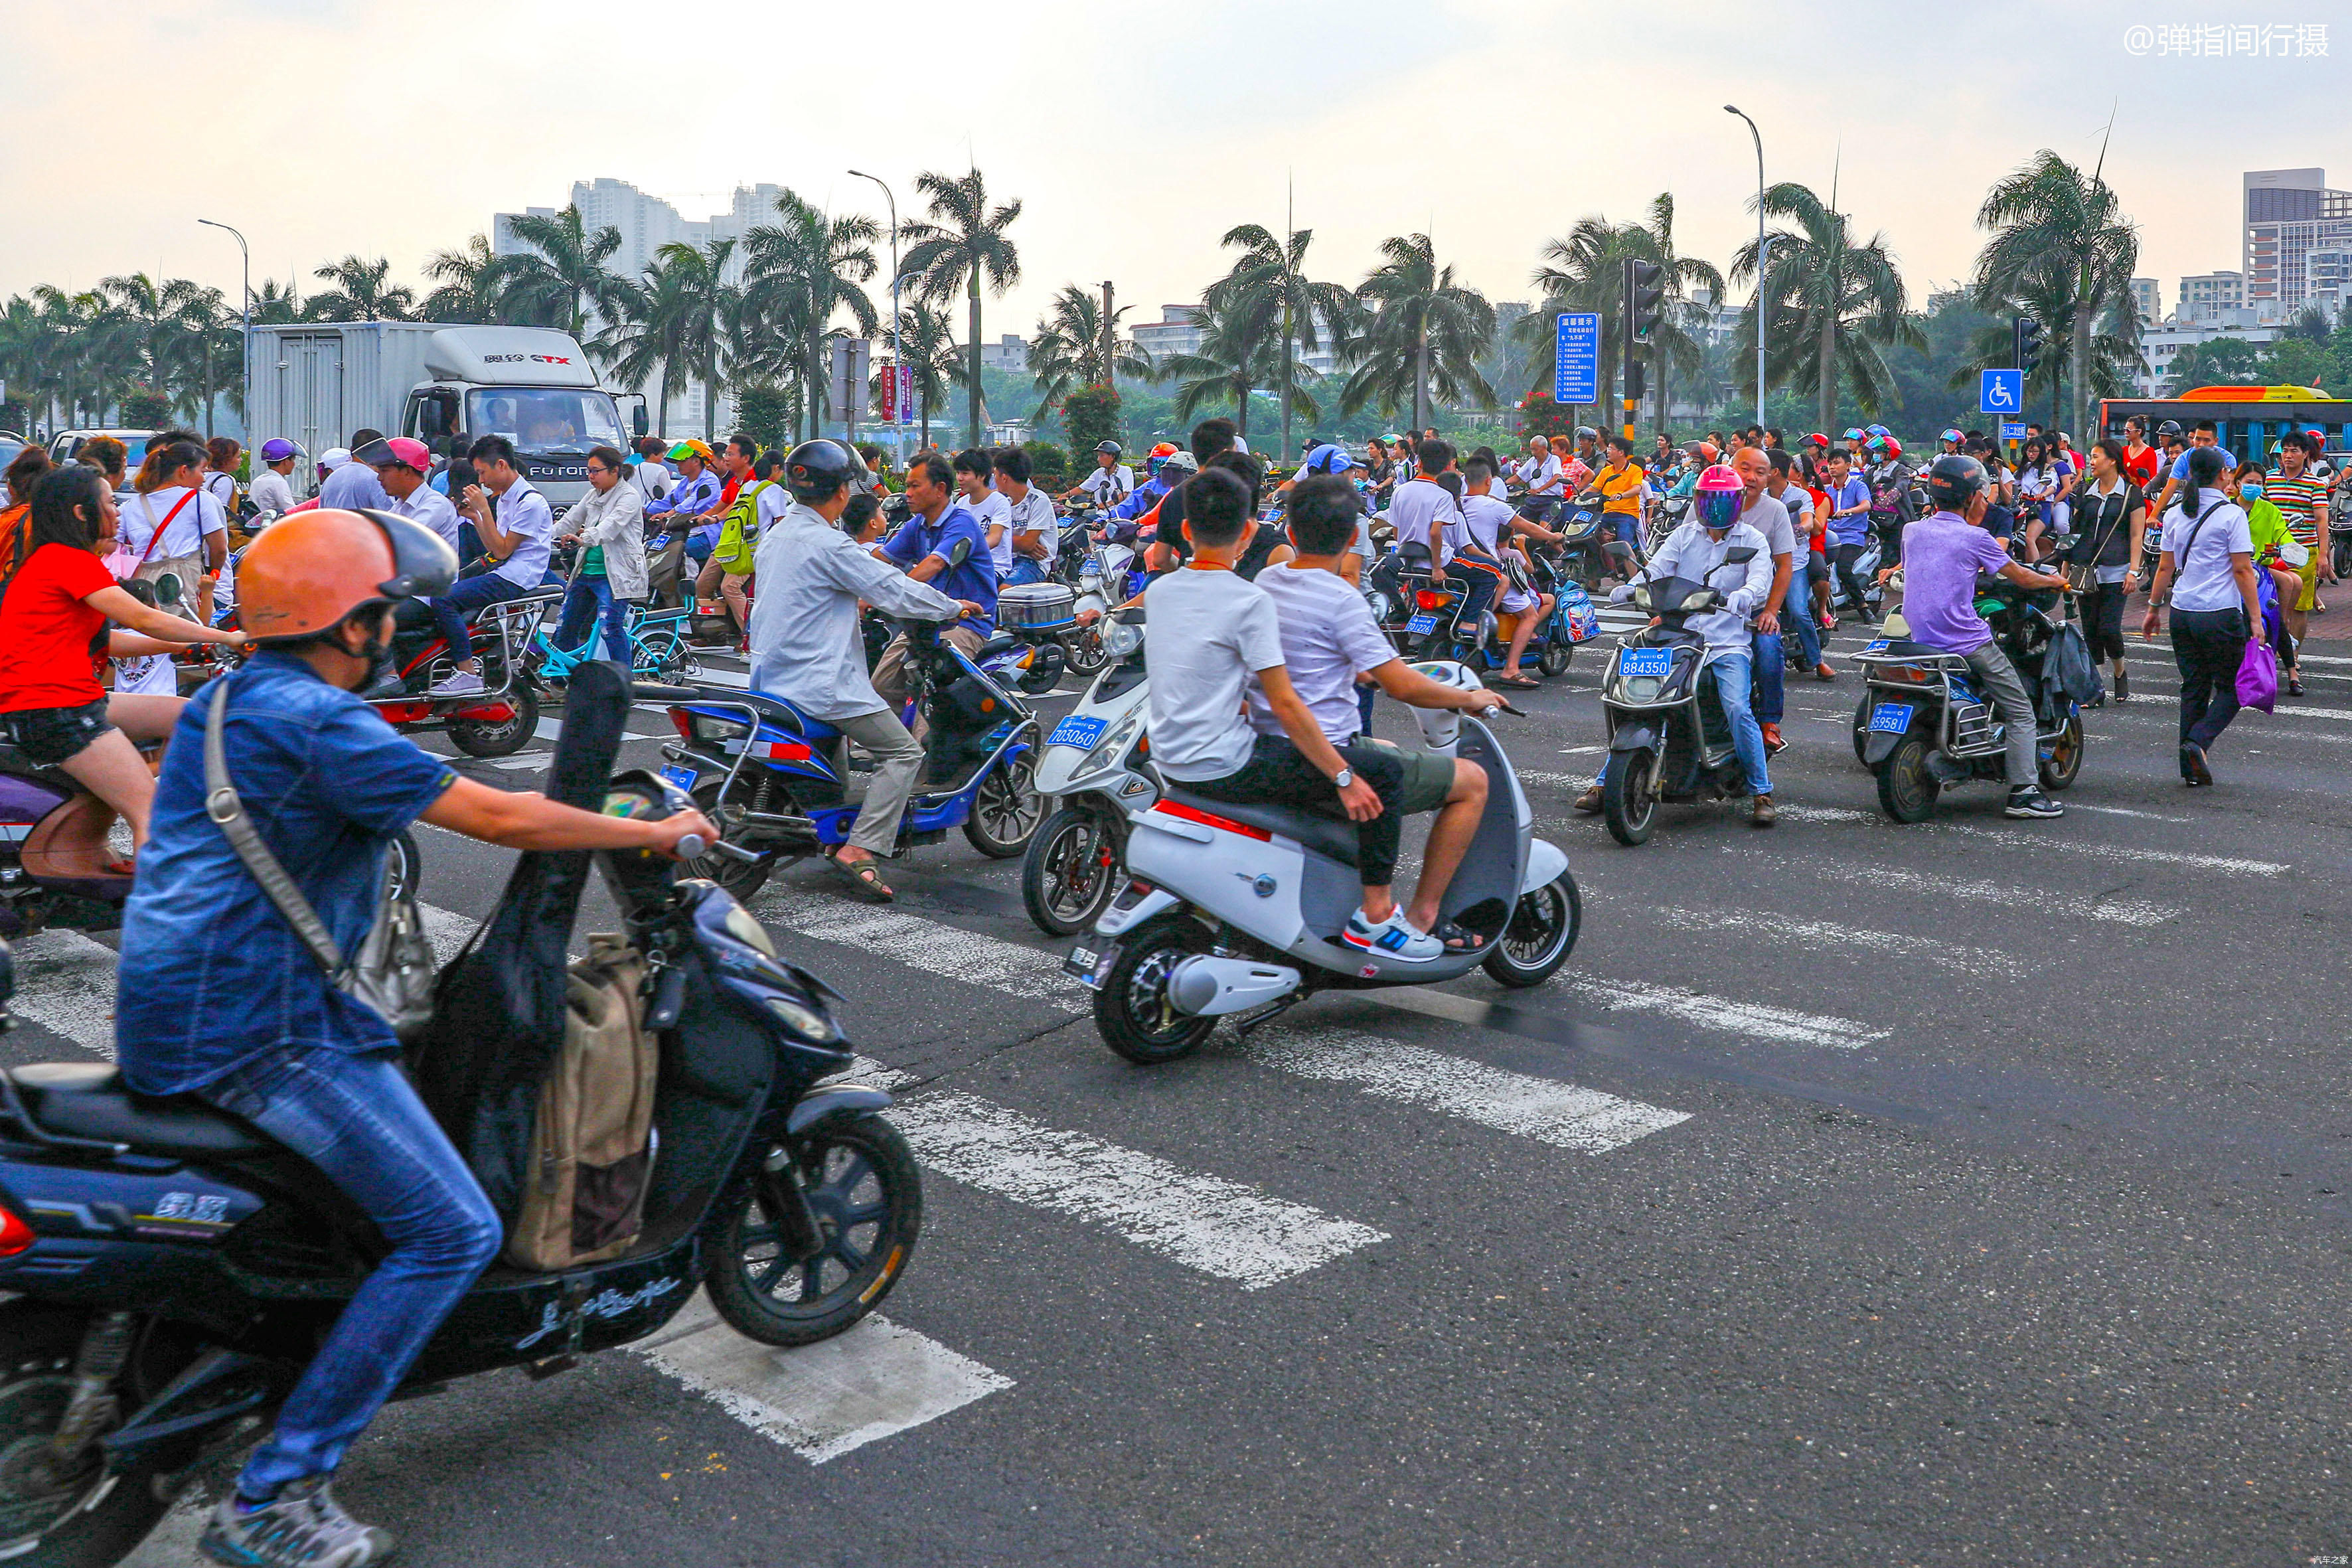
[{"x1": 1693, "y1": 462, "x2": 1743, "y2": 528}]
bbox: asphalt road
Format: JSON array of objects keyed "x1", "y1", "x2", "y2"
[{"x1": 11, "y1": 609, "x2": 2352, "y2": 1567}]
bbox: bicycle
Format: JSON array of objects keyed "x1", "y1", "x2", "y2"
[{"x1": 530, "y1": 600, "x2": 701, "y2": 690}]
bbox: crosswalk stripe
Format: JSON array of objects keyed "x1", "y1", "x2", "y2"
[
  {"x1": 1771, "y1": 803, "x2": 2286, "y2": 876},
  {"x1": 1644, "y1": 903, "x2": 2005, "y2": 976},
  {"x1": 1561, "y1": 975, "x2": 1888, "y2": 1051},
  {"x1": 7, "y1": 929, "x2": 122, "y2": 1059},
  {"x1": 635, "y1": 1295, "x2": 1011, "y2": 1464},
  {"x1": 888, "y1": 1089, "x2": 1387, "y2": 1289},
  {"x1": 761, "y1": 893, "x2": 1082, "y2": 1010},
  {"x1": 1723, "y1": 852, "x2": 2181, "y2": 927}
]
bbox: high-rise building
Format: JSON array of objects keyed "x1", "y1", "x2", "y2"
[
  {"x1": 2129, "y1": 277, "x2": 2161, "y2": 327},
  {"x1": 2243, "y1": 168, "x2": 2352, "y2": 319},
  {"x1": 2177, "y1": 270, "x2": 2246, "y2": 325}
]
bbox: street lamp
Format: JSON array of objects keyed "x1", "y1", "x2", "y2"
[
  {"x1": 1724, "y1": 106, "x2": 1768, "y2": 431},
  {"x1": 198, "y1": 218, "x2": 250, "y2": 442},
  {"x1": 847, "y1": 169, "x2": 902, "y2": 465}
]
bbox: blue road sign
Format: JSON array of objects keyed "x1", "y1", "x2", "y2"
[
  {"x1": 1555, "y1": 312, "x2": 1601, "y2": 405},
  {"x1": 1980, "y1": 368, "x2": 2025, "y2": 416},
  {"x1": 1999, "y1": 420, "x2": 2027, "y2": 442}
]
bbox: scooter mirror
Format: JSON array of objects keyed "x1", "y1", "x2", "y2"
[{"x1": 944, "y1": 537, "x2": 973, "y2": 567}]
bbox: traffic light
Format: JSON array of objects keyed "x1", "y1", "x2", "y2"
[
  {"x1": 1626, "y1": 259, "x2": 1666, "y2": 340},
  {"x1": 2014, "y1": 316, "x2": 2044, "y2": 377}
]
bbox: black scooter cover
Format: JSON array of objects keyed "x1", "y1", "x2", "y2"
[{"x1": 406, "y1": 661, "x2": 629, "y2": 1216}]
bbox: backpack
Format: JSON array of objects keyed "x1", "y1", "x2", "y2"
[
  {"x1": 505, "y1": 934, "x2": 659, "y2": 1271},
  {"x1": 712, "y1": 479, "x2": 770, "y2": 575}
]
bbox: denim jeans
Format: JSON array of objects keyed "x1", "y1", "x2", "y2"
[
  {"x1": 197, "y1": 1048, "x2": 502, "y2": 1497},
  {"x1": 1595, "y1": 650, "x2": 1771, "y2": 796},
  {"x1": 1781, "y1": 557, "x2": 1822, "y2": 668},
  {"x1": 558, "y1": 573, "x2": 632, "y2": 662},
  {"x1": 426, "y1": 570, "x2": 533, "y2": 666},
  {"x1": 1752, "y1": 630, "x2": 1786, "y2": 724},
  {"x1": 1004, "y1": 558, "x2": 1050, "y2": 586}
]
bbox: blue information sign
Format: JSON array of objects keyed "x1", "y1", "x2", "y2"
[
  {"x1": 1555, "y1": 311, "x2": 1601, "y2": 405},
  {"x1": 1980, "y1": 367, "x2": 2024, "y2": 416},
  {"x1": 1999, "y1": 420, "x2": 2027, "y2": 441}
]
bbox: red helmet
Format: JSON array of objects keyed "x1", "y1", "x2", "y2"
[
  {"x1": 1686, "y1": 441, "x2": 1720, "y2": 463},
  {"x1": 1803, "y1": 431, "x2": 1829, "y2": 448}
]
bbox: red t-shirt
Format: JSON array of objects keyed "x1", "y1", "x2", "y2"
[
  {"x1": 0, "y1": 544, "x2": 114, "y2": 712},
  {"x1": 2120, "y1": 445, "x2": 2160, "y2": 490}
]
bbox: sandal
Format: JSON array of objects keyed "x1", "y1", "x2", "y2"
[
  {"x1": 824, "y1": 850, "x2": 894, "y2": 903},
  {"x1": 1490, "y1": 672, "x2": 1540, "y2": 689},
  {"x1": 1430, "y1": 918, "x2": 1486, "y2": 953},
  {"x1": 101, "y1": 858, "x2": 137, "y2": 879}
]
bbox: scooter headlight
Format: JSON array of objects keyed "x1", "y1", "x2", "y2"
[
  {"x1": 763, "y1": 992, "x2": 840, "y2": 1044},
  {"x1": 1103, "y1": 619, "x2": 1144, "y2": 659}
]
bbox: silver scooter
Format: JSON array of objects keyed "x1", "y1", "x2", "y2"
[
  {"x1": 1067, "y1": 662, "x2": 1581, "y2": 1064},
  {"x1": 1022, "y1": 607, "x2": 1158, "y2": 935}
]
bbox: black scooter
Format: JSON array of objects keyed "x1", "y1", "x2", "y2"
[{"x1": 0, "y1": 665, "x2": 919, "y2": 1567}]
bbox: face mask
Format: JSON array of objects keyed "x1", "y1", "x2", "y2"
[{"x1": 2240, "y1": 483, "x2": 2264, "y2": 501}]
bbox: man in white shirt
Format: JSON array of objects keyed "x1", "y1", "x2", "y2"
[
  {"x1": 1516, "y1": 435, "x2": 1565, "y2": 521},
  {"x1": 358, "y1": 437, "x2": 463, "y2": 553},
  {"x1": 748, "y1": 441, "x2": 980, "y2": 902},
  {"x1": 994, "y1": 447, "x2": 1059, "y2": 585},
  {"x1": 392, "y1": 433, "x2": 555, "y2": 696},
  {"x1": 248, "y1": 439, "x2": 300, "y2": 514},
  {"x1": 1059, "y1": 441, "x2": 1134, "y2": 510},
  {"x1": 319, "y1": 428, "x2": 391, "y2": 511},
  {"x1": 955, "y1": 447, "x2": 1015, "y2": 580}
]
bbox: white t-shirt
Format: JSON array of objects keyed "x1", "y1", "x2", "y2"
[
  {"x1": 1388, "y1": 477, "x2": 1460, "y2": 564},
  {"x1": 2165, "y1": 491, "x2": 2255, "y2": 613},
  {"x1": 966, "y1": 489, "x2": 1014, "y2": 576},
  {"x1": 1003, "y1": 486, "x2": 1058, "y2": 563},
  {"x1": 112, "y1": 649, "x2": 180, "y2": 695},
  {"x1": 393, "y1": 485, "x2": 464, "y2": 551},
  {"x1": 488, "y1": 480, "x2": 558, "y2": 589},
  {"x1": 1245, "y1": 563, "x2": 1396, "y2": 744},
  {"x1": 1518, "y1": 453, "x2": 1564, "y2": 497},
  {"x1": 1143, "y1": 567, "x2": 1285, "y2": 782},
  {"x1": 248, "y1": 469, "x2": 296, "y2": 514},
  {"x1": 202, "y1": 471, "x2": 237, "y2": 514},
  {"x1": 1737, "y1": 492, "x2": 1794, "y2": 560},
  {"x1": 1460, "y1": 492, "x2": 1516, "y2": 554},
  {"x1": 632, "y1": 460, "x2": 672, "y2": 505},
  {"x1": 1077, "y1": 465, "x2": 1133, "y2": 506},
  {"x1": 120, "y1": 486, "x2": 227, "y2": 559}
]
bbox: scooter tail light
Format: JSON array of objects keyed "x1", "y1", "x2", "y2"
[
  {"x1": 1414, "y1": 589, "x2": 1452, "y2": 611},
  {"x1": 670, "y1": 708, "x2": 696, "y2": 741},
  {"x1": 0, "y1": 1198, "x2": 33, "y2": 1258}
]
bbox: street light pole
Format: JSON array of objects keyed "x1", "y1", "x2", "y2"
[
  {"x1": 197, "y1": 218, "x2": 250, "y2": 441},
  {"x1": 1725, "y1": 107, "x2": 1768, "y2": 431},
  {"x1": 847, "y1": 170, "x2": 902, "y2": 467}
]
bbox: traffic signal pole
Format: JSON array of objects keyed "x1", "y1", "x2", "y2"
[{"x1": 1622, "y1": 256, "x2": 1664, "y2": 446}]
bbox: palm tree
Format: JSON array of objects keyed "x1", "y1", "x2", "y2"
[
  {"x1": 1207, "y1": 224, "x2": 1356, "y2": 460},
  {"x1": 1160, "y1": 295, "x2": 1281, "y2": 439},
  {"x1": 167, "y1": 287, "x2": 238, "y2": 426},
  {"x1": 894, "y1": 300, "x2": 962, "y2": 450},
  {"x1": 422, "y1": 234, "x2": 507, "y2": 323},
  {"x1": 1972, "y1": 150, "x2": 2140, "y2": 437},
  {"x1": 1520, "y1": 196, "x2": 1725, "y2": 427},
  {"x1": 251, "y1": 279, "x2": 303, "y2": 325},
  {"x1": 740, "y1": 192, "x2": 880, "y2": 441},
  {"x1": 1026, "y1": 285, "x2": 1152, "y2": 420},
  {"x1": 898, "y1": 168, "x2": 1022, "y2": 447},
  {"x1": 1340, "y1": 234, "x2": 1494, "y2": 429},
  {"x1": 1730, "y1": 182, "x2": 1920, "y2": 433},
  {"x1": 640, "y1": 239, "x2": 738, "y2": 438},
  {"x1": 596, "y1": 258, "x2": 694, "y2": 437},
  {"x1": 306, "y1": 256, "x2": 414, "y2": 322},
  {"x1": 495, "y1": 206, "x2": 627, "y2": 339},
  {"x1": 98, "y1": 273, "x2": 205, "y2": 402}
]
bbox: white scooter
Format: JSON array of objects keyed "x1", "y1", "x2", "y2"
[
  {"x1": 1066, "y1": 662, "x2": 1582, "y2": 1063},
  {"x1": 1022, "y1": 607, "x2": 1159, "y2": 935}
]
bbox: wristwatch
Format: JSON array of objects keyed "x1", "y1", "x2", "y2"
[{"x1": 1332, "y1": 767, "x2": 1354, "y2": 789}]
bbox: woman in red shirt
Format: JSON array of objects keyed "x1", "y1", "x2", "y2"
[{"x1": 0, "y1": 467, "x2": 246, "y2": 858}]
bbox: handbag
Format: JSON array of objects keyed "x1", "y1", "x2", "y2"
[
  {"x1": 2237, "y1": 635, "x2": 2278, "y2": 714},
  {"x1": 2062, "y1": 488, "x2": 2132, "y2": 593},
  {"x1": 202, "y1": 680, "x2": 439, "y2": 1038},
  {"x1": 104, "y1": 490, "x2": 195, "y2": 582}
]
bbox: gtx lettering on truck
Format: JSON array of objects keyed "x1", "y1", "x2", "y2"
[{"x1": 480, "y1": 353, "x2": 576, "y2": 366}]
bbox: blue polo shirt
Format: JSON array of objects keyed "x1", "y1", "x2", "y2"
[
  {"x1": 882, "y1": 504, "x2": 998, "y2": 633},
  {"x1": 2171, "y1": 446, "x2": 2238, "y2": 479},
  {"x1": 116, "y1": 655, "x2": 457, "y2": 1095}
]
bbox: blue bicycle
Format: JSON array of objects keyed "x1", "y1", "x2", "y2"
[{"x1": 530, "y1": 601, "x2": 701, "y2": 690}]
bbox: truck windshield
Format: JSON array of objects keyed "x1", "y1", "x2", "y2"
[{"x1": 465, "y1": 388, "x2": 623, "y2": 456}]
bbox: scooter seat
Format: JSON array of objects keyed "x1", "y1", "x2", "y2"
[
  {"x1": 0, "y1": 743, "x2": 78, "y2": 789},
  {"x1": 1861, "y1": 639, "x2": 1963, "y2": 662},
  {"x1": 697, "y1": 687, "x2": 830, "y2": 740},
  {"x1": 1160, "y1": 786, "x2": 1358, "y2": 868},
  {"x1": 5, "y1": 1062, "x2": 273, "y2": 1158},
  {"x1": 976, "y1": 632, "x2": 1020, "y2": 659}
]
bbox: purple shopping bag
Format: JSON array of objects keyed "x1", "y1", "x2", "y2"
[{"x1": 2237, "y1": 635, "x2": 2278, "y2": 714}]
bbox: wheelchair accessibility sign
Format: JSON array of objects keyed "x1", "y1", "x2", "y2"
[{"x1": 1980, "y1": 368, "x2": 2024, "y2": 415}]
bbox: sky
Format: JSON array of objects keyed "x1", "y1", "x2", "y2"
[{"x1": 7, "y1": 0, "x2": 2348, "y2": 337}]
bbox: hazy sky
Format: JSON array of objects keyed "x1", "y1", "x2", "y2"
[{"x1": 9, "y1": 0, "x2": 2347, "y2": 335}]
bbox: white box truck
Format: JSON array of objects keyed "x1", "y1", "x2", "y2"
[{"x1": 245, "y1": 322, "x2": 647, "y2": 506}]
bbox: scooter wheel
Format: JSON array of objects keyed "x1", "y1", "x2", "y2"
[
  {"x1": 1482, "y1": 869, "x2": 1581, "y2": 988},
  {"x1": 690, "y1": 781, "x2": 773, "y2": 900},
  {"x1": 706, "y1": 1112, "x2": 923, "y2": 1348},
  {"x1": 1537, "y1": 638, "x2": 1573, "y2": 678},
  {"x1": 1022, "y1": 806, "x2": 1125, "y2": 937},
  {"x1": 1061, "y1": 627, "x2": 1109, "y2": 679},
  {"x1": 963, "y1": 753, "x2": 1044, "y2": 858},
  {"x1": 446, "y1": 682, "x2": 540, "y2": 758},
  {"x1": 1601, "y1": 755, "x2": 1657, "y2": 846},
  {"x1": 1094, "y1": 914, "x2": 1217, "y2": 1065},
  {"x1": 1017, "y1": 642, "x2": 1067, "y2": 696},
  {"x1": 1849, "y1": 697, "x2": 1873, "y2": 767},
  {"x1": 1875, "y1": 732, "x2": 1940, "y2": 823},
  {"x1": 2039, "y1": 710, "x2": 2084, "y2": 791}
]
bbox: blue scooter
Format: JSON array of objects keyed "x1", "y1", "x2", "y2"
[{"x1": 657, "y1": 618, "x2": 1044, "y2": 899}]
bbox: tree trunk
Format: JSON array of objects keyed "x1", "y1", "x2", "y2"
[
  {"x1": 704, "y1": 342, "x2": 717, "y2": 439},
  {"x1": 810, "y1": 326, "x2": 825, "y2": 443},
  {"x1": 1414, "y1": 313, "x2": 1431, "y2": 433},
  {"x1": 1280, "y1": 295, "x2": 1294, "y2": 463},
  {"x1": 967, "y1": 272, "x2": 983, "y2": 447}
]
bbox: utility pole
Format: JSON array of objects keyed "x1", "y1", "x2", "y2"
[
  {"x1": 1101, "y1": 278, "x2": 1115, "y2": 390},
  {"x1": 847, "y1": 169, "x2": 902, "y2": 466},
  {"x1": 1725, "y1": 106, "x2": 1768, "y2": 430},
  {"x1": 198, "y1": 218, "x2": 249, "y2": 440}
]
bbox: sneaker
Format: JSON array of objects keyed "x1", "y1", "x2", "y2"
[
  {"x1": 1341, "y1": 909, "x2": 1443, "y2": 963},
  {"x1": 2005, "y1": 785, "x2": 2065, "y2": 819},
  {"x1": 2113, "y1": 669, "x2": 2128, "y2": 703},
  {"x1": 1751, "y1": 793, "x2": 1777, "y2": 828},
  {"x1": 2180, "y1": 742, "x2": 2213, "y2": 787},
  {"x1": 1571, "y1": 784, "x2": 1603, "y2": 815},
  {"x1": 200, "y1": 1476, "x2": 394, "y2": 1567},
  {"x1": 1761, "y1": 722, "x2": 1785, "y2": 754},
  {"x1": 428, "y1": 669, "x2": 487, "y2": 698}
]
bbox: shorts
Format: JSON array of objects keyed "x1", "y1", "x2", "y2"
[
  {"x1": 2299, "y1": 552, "x2": 2319, "y2": 612},
  {"x1": 0, "y1": 698, "x2": 114, "y2": 765},
  {"x1": 1354, "y1": 737, "x2": 1457, "y2": 813}
]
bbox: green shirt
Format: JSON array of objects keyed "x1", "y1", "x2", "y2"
[{"x1": 2244, "y1": 496, "x2": 2292, "y2": 562}]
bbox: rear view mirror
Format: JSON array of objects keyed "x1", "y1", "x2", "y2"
[
  {"x1": 1724, "y1": 546, "x2": 1757, "y2": 564},
  {"x1": 633, "y1": 406, "x2": 650, "y2": 439},
  {"x1": 945, "y1": 537, "x2": 973, "y2": 567}
]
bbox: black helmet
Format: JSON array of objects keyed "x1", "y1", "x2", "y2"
[
  {"x1": 1922, "y1": 453, "x2": 1988, "y2": 512},
  {"x1": 2155, "y1": 419, "x2": 2184, "y2": 439},
  {"x1": 783, "y1": 439, "x2": 858, "y2": 502}
]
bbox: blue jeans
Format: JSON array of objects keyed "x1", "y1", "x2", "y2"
[
  {"x1": 428, "y1": 571, "x2": 532, "y2": 666},
  {"x1": 1593, "y1": 651, "x2": 1771, "y2": 795},
  {"x1": 558, "y1": 574, "x2": 631, "y2": 662},
  {"x1": 1609, "y1": 510, "x2": 1642, "y2": 550},
  {"x1": 1004, "y1": 558, "x2": 1050, "y2": 586},
  {"x1": 1781, "y1": 557, "x2": 1822, "y2": 668},
  {"x1": 1752, "y1": 629, "x2": 1785, "y2": 724},
  {"x1": 197, "y1": 1048, "x2": 501, "y2": 1497}
]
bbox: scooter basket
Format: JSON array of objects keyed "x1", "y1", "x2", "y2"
[{"x1": 998, "y1": 583, "x2": 1078, "y2": 631}]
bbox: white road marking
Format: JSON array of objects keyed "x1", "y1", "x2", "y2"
[
  {"x1": 637, "y1": 1295, "x2": 1010, "y2": 1464},
  {"x1": 1646, "y1": 903, "x2": 2005, "y2": 975},
  {"x1": 1772, "y1": 803, "x2": 2285, "y2": 877},
  {"x1": 760, "y1": 892, "x2": 1083, "y2": 1011},
  {"x1": 1520, "y1": 771, "x2": 1596, "y2": 788},
  {"x1": 7, "y1": 929, "x2": 121, "y2": 1059},
  {"x1": 1563, "y1": 976, "x2": 1887, "y2": 1052},
  {"x1": 1242, "y1": 1026, "x2": 1686, "y2": 1152},
  {"x1": 2062, "y1": 802, "x2": 2192, "y2": 822},
  {"x1": 693, "y1": 667, "x2": 751, "y2": 689},
  {"x1": 1725, "y1": 854, "x2": 2181, "y2": 927},
  {"x1": 890, "y1": 1090, "x2": 1387, "y2": 1288}
]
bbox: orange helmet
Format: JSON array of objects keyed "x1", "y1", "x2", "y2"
[{"x1": 238, "y1": 508, "x2": 456, "y2": 642}]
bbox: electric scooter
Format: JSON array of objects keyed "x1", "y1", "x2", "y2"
[
  {"x1": 362, "y1": 588, "x2": 561, "y2": 757},
  {"x1": 1021, "y1": 607, "x2": 1158, "y2": 936},
  {"x1": 1068, "y1": 662, "x2": 1581, "y2": 1064}
]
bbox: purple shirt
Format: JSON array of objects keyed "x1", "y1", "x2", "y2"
[{"x1": 1898, "y1": 510, "x2": 2013, "y2": 655}]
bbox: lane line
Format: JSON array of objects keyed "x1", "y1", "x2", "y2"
[
  {"x1": 637, "y1": 1296, "x2": 1010, "y2": 1464},
  {"x1": 1559, "y1": 975, "x2": 1887, "y2": 1052},
  {"x1": 1643, "y1": 903, "x2": 2005, "y2": 975},
  {"x1": 889, "y1": 1090, "x2": 1388, "y2": 1288},
  {"x1": 7, "y1": 929, "x2": 122, "y2": 1059},
  {"x1": 1770, "y1": 803, "x2": 2286, "y2": 876},
  {"x1": 1717, "y1": 850, "x2": 2181, "y2": 927}
]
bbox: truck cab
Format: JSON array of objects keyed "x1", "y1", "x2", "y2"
[{"x1": 400, "y1": 327, "x2": 646, "y2": 510}]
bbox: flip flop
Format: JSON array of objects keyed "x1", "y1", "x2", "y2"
[
  {"x1": 101, "y1": 858, "x2": 137, "y2": 879},
  {"x1": 824, "y1": 851, "x2": 894, "y2": 903},
  {"x1": 1490, "y1": 672, "x2": 1540, "y2": 690},
  {"x1": 1430, "y1": 918, "x2": 1486, "y2": 953}
]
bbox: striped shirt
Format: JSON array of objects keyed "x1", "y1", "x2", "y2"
[{"x1": 2264, "y1": 470, "x2": 2329, "y2": 548}]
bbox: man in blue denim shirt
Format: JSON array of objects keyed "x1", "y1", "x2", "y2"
[{"x1": 116, "y1": 507, "x2": 712, "y2": 1566}]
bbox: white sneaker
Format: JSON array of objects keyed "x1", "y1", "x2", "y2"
[
  {"x1": 429, "y1": 670, "x2": 487, "y2": 697},
  {"x1": 1341, "y1": 909, "x2": 1443, "y2": 963}
]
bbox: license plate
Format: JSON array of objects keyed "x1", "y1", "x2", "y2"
[
  {"x1": 1868, "y1": 702, "x2": 1915, "y2": 735},
  {"x1": 1047, "y1": 714, "x2": 1109, "y2": 751},
  {"x1": 1063, "y1": 942, "x2": 1116, "y2": 988},
  {"x1": 1863, "y1": 639, "x2": 1890, "y2": 654},
  {"x1": 1405, "y1": 613, "x2": 1439, "y2": 635},
  {"x1": 1618, "y1": 647, "x2": 1671, "y2": 678},
  {"x1": 660, "y1": 763, "x2": 699, "y2": 791}
]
